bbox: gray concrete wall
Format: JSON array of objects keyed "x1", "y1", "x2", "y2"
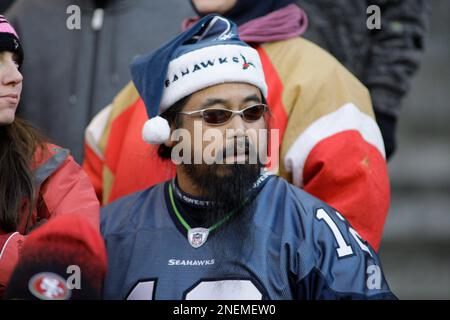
[{"x1": 379, "y1": 0, "x2": 450, "y2": 299}]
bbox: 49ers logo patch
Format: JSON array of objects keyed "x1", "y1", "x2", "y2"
[{"x1": 28, "y1": 272, "x2": 71, "y2": 300}]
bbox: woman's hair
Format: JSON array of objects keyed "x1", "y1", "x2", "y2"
[{"x1": 0, "y1": 118, "x2": 46, "y2": 233}]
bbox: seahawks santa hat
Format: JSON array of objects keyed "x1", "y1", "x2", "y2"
[{"x1": 130, "y1": 14, "x2": 268, "y2": 144}]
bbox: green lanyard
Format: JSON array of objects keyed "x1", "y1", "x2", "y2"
[
  {"x1": 168, "y1": 171, "x2": 271, "y2": 248},
  {"x1": 168, "y1": 182, "x2": 237, "y2": 233}
]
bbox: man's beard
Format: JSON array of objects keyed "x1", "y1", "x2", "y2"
[
  {"x1": 182, "y1": 162, "x2": 262, "y2": 227},
  {"x1": 180, "y1": 136, "x2": 265, "y2": 273},
  {"x1": 183, "y1": 137, "x2": 264, "y2": 224},
  {"x1": 182, "y1": 160, "x2": 262, "y2": 273}
]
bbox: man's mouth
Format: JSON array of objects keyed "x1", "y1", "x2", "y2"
[{"x1": 223, "y1": 144, "x2": 251, "y2": 163}]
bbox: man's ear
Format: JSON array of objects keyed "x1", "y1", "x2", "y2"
[
  {"x1": 164, "y1": 122, "x2": 177, "y2": 147},
  {"x1": 164, "y1": 138, "x2": 176, "y2": 148}
]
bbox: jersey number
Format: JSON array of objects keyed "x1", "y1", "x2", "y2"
[
  {"x1": 315, "y1": 208, "x2": 372, "y2": 258},
  {"x1": 126, "y1": 279, "x2": 263, "y2": 300}
]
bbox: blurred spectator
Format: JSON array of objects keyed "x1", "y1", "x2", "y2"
[
  {"x1": 0, "y1": 15, "x2": 99, "y2": 298},
  {"x1": 0, "y1": 0, "x2": 14, "y2": 14},
  {"x1": 84, "y1": 0, "x2": 390, "y2": 250},
  {"x1": 298, "y1": 0, "x2": 431, "y2": 158},
  {"x1": 5, "y1": 214, "x2": 107, "y2": 300},
  {"x1": 5, "y1": 0, "x2": 193, "y2": 162}
]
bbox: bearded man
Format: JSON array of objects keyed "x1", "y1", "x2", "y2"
[{"x1": 100, "y1": 15, "x2": 395, "y2": 300}]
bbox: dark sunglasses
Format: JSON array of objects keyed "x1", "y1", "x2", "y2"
[{"x1": 178, "y1": 103, "x2": 268, "y2": 125}]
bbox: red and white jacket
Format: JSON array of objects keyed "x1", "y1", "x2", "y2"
[{"x1": 83, "y1": 37, "x2": 390, "y2": 252}]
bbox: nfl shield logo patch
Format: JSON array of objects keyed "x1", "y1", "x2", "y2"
[{"x1": 188, "y1": 228, "x2": 209, "y2": 248}]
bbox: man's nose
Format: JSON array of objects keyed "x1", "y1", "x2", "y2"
[
  {"x1": 223, "y1": 115, "x2": 247, "y2": 145},
  {"x1": 227, "y1": 112, "x2": 247, "y2": 132}
]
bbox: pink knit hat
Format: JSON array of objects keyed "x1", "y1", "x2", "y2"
[{"x1": 0, "y1": 15, "x2": 23, "y2": 66}]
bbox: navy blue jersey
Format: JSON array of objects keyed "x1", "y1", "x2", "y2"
[{"x1": 101, "y1": 175, "x2": 396, "y2": 300}]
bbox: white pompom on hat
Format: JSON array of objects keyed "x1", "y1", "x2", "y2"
[{"x1": 142, "y1": 116, "x2": 171, "y2": 144}]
